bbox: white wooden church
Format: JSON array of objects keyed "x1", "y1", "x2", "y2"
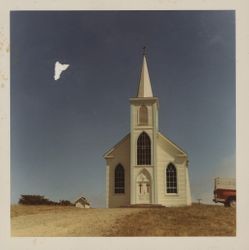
[{"x1": 104, "y1": 52, "x2": 191, "y2": 208}]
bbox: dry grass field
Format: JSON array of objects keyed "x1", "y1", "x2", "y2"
[{"x1": 11, "y1": 204, "x2": 236, "y2": 237}]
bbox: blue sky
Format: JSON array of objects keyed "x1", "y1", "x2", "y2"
[{"x1": 11, "y1": 11, "x2": 235, "y2": 207}]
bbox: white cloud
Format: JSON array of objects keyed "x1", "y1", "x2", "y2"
[{"x1": 54, "y1": 61, "x2": 70, "y2": 80}]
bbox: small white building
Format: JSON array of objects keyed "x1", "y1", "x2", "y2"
[
  {"x1": 74, "y1": 196, "x2": 90, "y2": 208},
  {"x1": 104, "y1": 52, "x2": 192, "y2": 208}
]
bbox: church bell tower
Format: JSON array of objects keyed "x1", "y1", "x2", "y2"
[{"x1": 129, "y1": 49, "x2": 159, "y2": 204}]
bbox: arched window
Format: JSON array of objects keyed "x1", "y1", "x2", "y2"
[
  {"x1": 137, "y1": 132, "x2": 151, "y2": 165},
  {"x1": 166, "y1": 163, "x2": 177, "y2": 193},
  {"x1": 139, "y1": 105, "x2": 148, "y2": 125},
  {"x1": 114, "y1": 164, "x2": 125, "y2": 193}
]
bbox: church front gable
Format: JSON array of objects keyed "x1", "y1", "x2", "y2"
[
  {"x1": 104, "y1": 134, "x2": 130, "y2": 159},
  {"x1": 157, "y1": 132, "x2": 187, "y2": 159}
]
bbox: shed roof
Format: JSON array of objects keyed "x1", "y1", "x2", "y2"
[{"x1": 74, "y1": 196, "x2": 90, "y2": 205}]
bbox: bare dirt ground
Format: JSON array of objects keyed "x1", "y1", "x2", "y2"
[
  {"x1": 11, "y1": 205, "x2": 141, "y2": 236},
  {"x1": 11, "y1": 204, "x2": 236, "y2": 237}
]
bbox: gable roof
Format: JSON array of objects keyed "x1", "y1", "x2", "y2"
[
  {"x1": 104, "y1": 132, "x2": 187, "y2": 158},
  {"x1": 158, "y1": 132, "x2": 187, "y2": 156},
  {"x1": 74, "y1": 196, "x2": 90, "y2": 205},
  {"x1": 103, "y1": 133, "x2": 130, "y2": 159}
]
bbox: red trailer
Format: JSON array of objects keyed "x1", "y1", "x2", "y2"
[{"x1": 213, "y1": 177, "x2": 236, "y2": 207}]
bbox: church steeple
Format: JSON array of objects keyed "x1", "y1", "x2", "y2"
[
  {"x1": 129, "y1": 48, "x2": 159, "y2": 204},
  {"x1": 137, "y1": 48, "x2": 153, "y2": 98}
]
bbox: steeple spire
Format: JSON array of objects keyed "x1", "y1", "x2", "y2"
[{"x1": 137, "y1": 47, "x2": 153, "y2": 98}]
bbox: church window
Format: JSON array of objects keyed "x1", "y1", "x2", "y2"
[
  {"x1": 137, "y1": 132, "x2": 151, "y2": 165},
  {"x1": 166, "y1": 163, "x2": 177, "y2": 193},
  {"x1": 139, "y1": 105, "x2": 148, "y2": 125},
  {"x1": 114, "y1": 164, "x2": 125, "y2": 193}
]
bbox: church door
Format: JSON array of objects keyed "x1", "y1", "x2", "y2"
[{"x1": 136, "y1": 170, "x2": 151, "y2": 204}]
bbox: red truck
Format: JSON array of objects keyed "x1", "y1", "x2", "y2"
[{"x1": 213, "y1": 177, "x2": 236, "y2": 207}]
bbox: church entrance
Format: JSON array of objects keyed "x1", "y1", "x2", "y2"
[{"x1": 136, "y1": 170, "x2": 151, "y2": 204}]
